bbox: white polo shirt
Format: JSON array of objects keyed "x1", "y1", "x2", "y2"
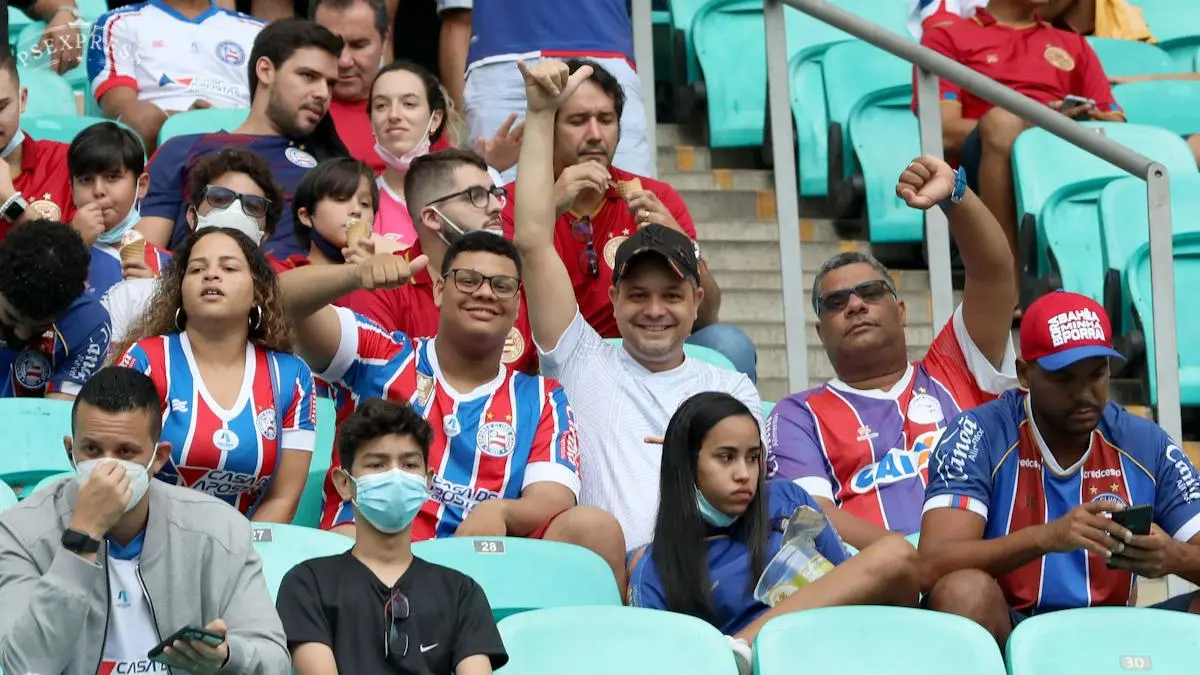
[
  {"x1": 539, "y1": 311, "x2": 765, "y2": 550},
  {"x1": 87, "y1": 0, "x2": 264, "y2": 111}
]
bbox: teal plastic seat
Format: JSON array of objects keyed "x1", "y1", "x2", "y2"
[
  {"x1": 29, "y1": 472, "x2": 73, "y2": 496},
  {"x1": 0, "y1": 482, "x2": 18, "y2": 512},
  {"x1": 1097, "y1": 175, "x2": 1200, "y2": 336},
  {"x1": 1010, "y1": 123, "x2": 1198, "y2": 300},
  {"x1": 1006, "y1": 606, "x2": 1200, "y2": 675},
  {"x1": 292, "y1": 396, "x2": 337, "y2": 528},
  {"x1": 761, "y1": 400, "x2": 775, "y2": 418},
  {"x1": 17, "y1": 68, "x2": 77, "y2": 117},
  {"x1": 0, "y1": 399, "x2": 75, "y2": 495},
  {"x1": 754, "y1": 606, "x2": 1006, "y2": 674},
  {"x1": 158, "y1": 107, "x2": 250, "y2": 146},
  {"x1": 601, "y1": 337, "x2": 737, "y2": 371},
  {"x1": 1134, "y1": 1, "x2": 1200, "y2": 70},
  {"x1": 1087, "y1": 37, "x2": 1177, "y2": 78},
  {"x1": 1114, "y1": 80, "x2": 1200, "y2": 136},
  {"x1": 22, "y1": 114, "x2": 110, "y2": 143},
  {"x1": 497, "y1": 606, "x2": 736, "y2": 675},
  {"x1": 252, "y1": 523, "x2": 353, "y2": 600},
  {"x1": 8, "y1": 7, "x2": 35, "y2": 47},
  {"x1": 15, "y1": 21, "x2": 90, "y2": 94},
  {"x1": 412, "y1": 537, "x2": 621, "y2": 620},
  {"x1": 668, "y1": 0, "x2": 714, "y2": 87}
]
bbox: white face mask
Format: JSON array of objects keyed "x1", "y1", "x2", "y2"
[
  {"x1": 73, "y1": 455, "x2": 156, "y2": 514},
  {"x1": 195, "y1": 203, "x2": 264, "y2": 244}
]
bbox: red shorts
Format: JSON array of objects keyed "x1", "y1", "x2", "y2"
[{"x1": 527, "y1": 509, "x2": 570, "y2": 540}]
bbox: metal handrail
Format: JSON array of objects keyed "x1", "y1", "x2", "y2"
[{"x1": 766, "y1": 0, "x2": 1181, "y2": 441}]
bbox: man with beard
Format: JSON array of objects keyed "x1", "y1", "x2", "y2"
[
  {"x1": 135, "y1": 19, "x2": 347, "y2": 259},
  {"x1": 0, "y1": 220, "x2": 109, "y2": 400},
  {"x1": 920, "y1": 291, "x2": 1200, "y2": 647},
  {"x1": 767, "y1": 155, "x2": 1017, "y2": 551}
]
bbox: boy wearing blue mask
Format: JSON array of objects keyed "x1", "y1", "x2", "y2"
[
  {"x1": 277, "y1": 398, "x2": 508, "y2": 675},
  {"x1": 67, "y1": 122, "x2": 168, "y2": 299}
]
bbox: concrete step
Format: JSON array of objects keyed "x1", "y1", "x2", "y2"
[
  {"x1": 661, "y1": 169, "x2": 774, "y2": 192},
  {"x1": 758, "y1": 377, "x2": 791, "y2": 403},
  {"x1": 679, "y1": 189, "x2": 776, "y2": 222},
  {"x1": 656, "y1": 123, "x2": 706, "y2": 148},
  {"x1": 657, "y1": 145, "x2": 763, "y2": 174},
  {"x1": 706, "y1": 240, "x2": 869, "y2": 274},
  {"x1": 695, "y1": 218, "x2": 841, "y2": 244}
]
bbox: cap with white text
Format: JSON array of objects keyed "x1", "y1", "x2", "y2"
[{"x1": 1020, "y1": 290, "x2": 1124, "y2": 371}]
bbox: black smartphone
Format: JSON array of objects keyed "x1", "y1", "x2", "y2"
[
  {"x1": 147, "y1": 626, "x2": 225, "y2": 662},
  {"x1": 1061, "y1": 94, "x2": 1096, "y2": 121},
  {"x1": 1111, "y1": 503, "x2": 1153, "y2": 536}
]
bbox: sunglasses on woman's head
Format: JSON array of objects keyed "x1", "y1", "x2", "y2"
[{"x1": 203, "y1": 186, "x2": 270, "y2": 219}]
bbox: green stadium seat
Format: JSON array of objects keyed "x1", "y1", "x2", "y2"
[
  {"x1": 1122, "y1": 230, "x2": 1200, "y2": 406},
  {"x1": 0, "y1": 482, "x2": 18, "y2": 512},
  {"x1": 7, "y1": 8, "x2": 35, "y2": 47},
  {"x1": 0, "y1": 399, "x2": 75, "y2": 496},
  {"x1": 22, "y1": 114, "x2": 109, "y2": 143},
  {"x1": 762, "y1": 400, "x2": 775, "y2": 418},
  {"x1": 292, "y1": 396, "x2": 337, "y2": 528},
  {"x1": 252, "y1": 523, "x2": 352, "y2": 600},
  {"x1": 602, "y1": 337, "x2": 737, "y2": 371},
  {"x1": 15, "y1": 22, "x2": 90, "y2": 94},
  {"x1": 1132, "y1": 1, "x2": 1200, "y2": 70},
  {"x1": 412, "y1": 537, "x2": 621, "y2": 620},
  {"x1": 1087, "y1": 37, "x2": 1177, "y2": 78},
  {"x1": 1006, "y1": 606, "x2": 1200, "y2": 675},
  {"x1": 1114, "y1": 80, "x2": 1200, "y2": 136},
  {"x1": 17, "y1": 68, "x2": 77, "y2": 118},
  {"x1": 29, "y1": 472, "x2": 73, "y2": 496},
  {"x1": 1010, "y1": 123, "x2": 1198, "y2": 305},
  {"x1": 754, "y1": 606, "x2": 1005, "y2": 674},
  {"x1": 1097, "y1": 175, "x2": 1200, "y2": 337},
  {"x1": 158, "y1": 107, "x2": 250, "y2": 146},
  {"x1": 497, "y1": 606, "x2": 737, "y2": 675},
  {"x1": 666, "y1": 0, "x2": 713, "y2": 118}
]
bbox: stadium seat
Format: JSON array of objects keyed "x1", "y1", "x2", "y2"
[
  {"x1": 292, "y1": 396, "x2": 336, "y2": 528},
  {"x1": 1006, "y1": 606, "x2": 1200, "y2": 675},
  {"x1": 754, "y1": 606, "x2": 1005, "y2": 674},
  {"x1": 158, "y1": 107, "x2": 250, "y2": 146},
  {"x1": 1010, "y1": 123, "x2": 1198, "y2": 305},
  {"x1": 1114, "y1": 80, "x2": 1200, "y2": 137},
  {"x1": 497, "y1": 606, "x2": 737, "y2": 675},
  {"x1": 7, "y1": 7, "x2": 35, "y2": 47},
  {"x1": 15, "y1": 22, "x2": 90, "y2": 94},
  {"x1": 29, "y1": 472, "x2": 73, "y2": 496},
  {"x1": 0, "y1": 482, "x2": 18, "y2": 512},
  {"x1": 22, "y1": 114, "x2": 109, "y2": 143},
  {"x1": 666, "y1": 0, "x2": 714, "y2": 120},
  {"x1": 602, "y1": 337, "x2": 737, "y2": 371},
  {"x1": 1121, "y1": 230, "x2": 1200, "y2": 406},
  {"x1": 17, "y1": 68, "x2": 77, "y2": 118},
  {"x1": 412, "y1": 537, "x2": 621, "y2": 620},
  {"x1": 0, "y1": 398, "x2": 75, "y2": 496},
  {"x1": 1097, "y1": 175, "x2": 1200, "y2": 337},
  {"x1": 761, "y1": 400, "x2": 775, "y2": 418},
  {"x1": 1087, "y1": 37, "x2": 1177, "y2": 78},
  {"x1": 252, "y1": 522, "x2": 352, "y2": 600},
  {"x1": 1133, "y1": 1, "x2": 1200, "y2": 70}
]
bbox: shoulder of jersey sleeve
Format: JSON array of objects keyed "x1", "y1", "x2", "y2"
[
  {"x1": 59, "y1": 295, "x2": 111, "y2": 339},
  {"x1": 147, "y1": 134, "x2": 203, "y2": 167},
  {"x1": 772, "y1": 387, "x2": 822, "y2": 417}
]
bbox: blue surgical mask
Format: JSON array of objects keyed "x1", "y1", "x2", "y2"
[
  {"x1": 350, "y1": 468, "x2": 429, "y2": 533},
  {"x1": 2, "y1": 129, "x2": 25, "y2": 159},
  {"x1": 96, "y1": 205, "x2": 140, "y2": 246},
  {"x1": 696, "y1": 489, "x2": 737, "y2": 528}
]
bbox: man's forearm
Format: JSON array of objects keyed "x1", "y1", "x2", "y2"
[
  {"x1": 919, "y1": 525, "x2": 1047, "y2": 592},
  {"x1": 30, "y1": 0, "x2": 77, "y2": 20},
  {"x1": 816, "y1": 497, "x2": 894, "y2": 550},
  {"x1": 280, "y1": 265, "x2": 362, "y2": 319},
  {"x1": 438, "y1": 10, "x2": 472, "y2": 110},
  {"x1": 948, "y1": 191, "x2": 1012, "y2": 284},
  {"x1": 1169, "y1": 541, "x2": 1200, "y2": 586},
  {"x1": 512, "y1": 110, "x2": 558, "y2": 253}
]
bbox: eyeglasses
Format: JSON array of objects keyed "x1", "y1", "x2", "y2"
[
  {"x1": 443, "y1": 268, "x2": 521, "y2": 299},
  {"x1": 570, "y1": 216, "x2": 599, "y2": 277},
  {"x1": 383, "y1": 588, "x2": 410, "y2": 661},
  {"x1": 428, "y1": 185, "x2": 507, "y2": 210},
  {"x1": 203, "y1": 186, "x2": 270, "y2": 219},
  {"x1": 814, "y1": 279, "x2": 897, "y2": 316}
]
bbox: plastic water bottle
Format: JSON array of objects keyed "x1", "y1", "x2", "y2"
[{"x1": 753, "y1": 505, "x2": 837, "y2": 607}]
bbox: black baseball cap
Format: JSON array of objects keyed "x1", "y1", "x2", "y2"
[{"x1": 610, "y1": 224, "x2": 701, "y2": 286}]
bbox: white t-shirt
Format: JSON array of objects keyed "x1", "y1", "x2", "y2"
[
  {"x1": 88, "y1": 1, "x2": 265, "y2": 111},
  {"x1": 103, "y1": 551, "x2": 166, "y2": 673},
  {"x1": 539, "y1": 311, "x2": 764, "y2": 550},
  {"x1": 101, "y1": 277, "x2": 158, "y2": 345}
]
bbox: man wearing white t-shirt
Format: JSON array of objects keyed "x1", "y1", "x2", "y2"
[
  {"x1": 0, "y1": 367, "x2": 287, "y2": 675},
  {"x1": 513, "y1": 59, "x2": 762, "y2": 551}
]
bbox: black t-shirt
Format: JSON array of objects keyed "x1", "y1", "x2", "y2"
[{"x1": 277, "y1": 552, "x2": 508, "y2": 675}]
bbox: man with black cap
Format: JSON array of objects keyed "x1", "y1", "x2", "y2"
[
  {"x1": 511, "y1": 58, "x2": 763, "y2": 552},
  {"x1": 919, "y1": 290, "x2": 1200, "y2": 647}
]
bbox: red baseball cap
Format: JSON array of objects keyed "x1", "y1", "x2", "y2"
[{"x1": 1020, "y1": 291, "x2": 1125, "y2": 371}]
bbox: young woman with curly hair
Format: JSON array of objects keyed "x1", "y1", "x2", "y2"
[{"x1": 114, "y1": 227, "x2": 317, "y2": 522}]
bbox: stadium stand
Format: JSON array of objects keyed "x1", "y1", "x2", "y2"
[
  {"x1": 0, "y1": 399, "x2": 75, "y2": 497},
  {"x1": 1006, "y1": 607, "x2": 1200, "y2": 674},
  {"x1": 157, "y1": 107, "x2": 251, "y2": 146}
]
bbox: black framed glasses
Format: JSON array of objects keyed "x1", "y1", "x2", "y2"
[
  {"x1": 383, "y1": 588, "x2": 410, "y2": 661},
  {"x1": 203, "y1": 186, "x2": 270, "y2": 219},
  {"x1": 443, "y1": 268, "x2": 521, "y2": 298},
  {"x1": 428, "y1": 184, "x2": 507, "y2": 210},
  {"x1": 814, "y1": 279, "x2": 897, "y2": 316},
  {"x1": 570, "y1": 216, "x2": 599, "y2": 277}
]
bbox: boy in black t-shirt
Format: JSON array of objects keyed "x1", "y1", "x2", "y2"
[{"x1": 277, "y1": 398, "x2": 508, "y2": 675}]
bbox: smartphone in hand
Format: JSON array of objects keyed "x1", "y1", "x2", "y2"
[{"x1": 147, "y1": 626, "x2": 225, "y2": 663}]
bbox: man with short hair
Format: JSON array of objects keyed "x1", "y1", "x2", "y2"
[
  {"x1": 920, "y1": 291, "x2": 1200, "y2": 647},
  {"x1": 136, "y1": 18, "x2": 347, "y2": 259},
  {"x1": 278, "y1": 398, "x2": 508, "y2": 675},
  {"x1": 88, "y1": 0, "x2": 266, "y2": 152},
  {"x1": 0, "y1": 220, "x2": 109, "y2": 400},
  {"x1": 512, "y1": 59, "x2": 763, "y2": 552},
  {"x1": 500, "y1": 59, "x2": 757, "y2": 380},
  {"x1": 0, "y1": 366, "x2": 289, "y2": 675},
  {"x1": 280, "y1": 231, "x2": 628, "y2": 591},
  {"x1": 312, "y1": 0, "x2": 389, "y2": 171},
  {"x1": 767, "y1": 155, "x2": 1017, "y2": 551}
]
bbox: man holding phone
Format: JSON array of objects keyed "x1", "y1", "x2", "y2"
[
  {"x1": 0, "y1": 367, "x2": 289, "y2": 675},
  {"x1": 916, "y1": 291, "x2": 1200, "y2": 647}
]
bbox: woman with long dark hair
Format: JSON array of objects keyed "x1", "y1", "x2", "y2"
[
  {"x1": 115, "y1": 227, "x2": 317, "y2": 523},
  {"x1": 629, "y1": 392, "x2": 920, "y2": 670}
]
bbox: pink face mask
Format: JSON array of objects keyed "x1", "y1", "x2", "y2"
[{"x1": 375, "y1": 116, "x2": 434, "y2": 171}]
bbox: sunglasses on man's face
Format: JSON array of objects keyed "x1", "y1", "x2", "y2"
[
  {"x1": 815, "y1": 279, "x2": 897, "y2": 316},
  {"x1": 203, "y1": 186, "x2": 270, "y2": 219}
]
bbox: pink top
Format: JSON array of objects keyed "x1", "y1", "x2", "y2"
[{"x1": 373, "y1": 176, "x2": 416, "y2": 249}]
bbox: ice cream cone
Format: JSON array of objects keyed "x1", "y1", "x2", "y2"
[
  {"x1": 119, "y1": 231, "x2": 146, "y2": 265},
  {"x1": 616, "y1": 178, "x2": 643, "y2": 198},
  {"x1": 345, "y1": 218, "x2": 372, "y2": 249}
]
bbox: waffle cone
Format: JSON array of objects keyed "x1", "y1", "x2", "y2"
[
  {"x1": 119, "y1": 239, "x2": 146, "y2": 265},
  {"x1": 616, "y1": 178, "x2": 643, "y2": 198},
  {"x1": 346, "y1": 219, "x2": 372, "y2": 248}
]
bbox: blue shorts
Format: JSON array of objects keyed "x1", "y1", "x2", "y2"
[{"x1": 1009, "y1": 591, "x2": 1198, "y2": 628}]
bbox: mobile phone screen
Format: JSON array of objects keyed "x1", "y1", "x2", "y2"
[
  {"x1": 1111, "y1": 504, "x2": 1153, "y2": 536},
  {"x1": 147, "y1": 626, "x2": 224, "y2": 661}
]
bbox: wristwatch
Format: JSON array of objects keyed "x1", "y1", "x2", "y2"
[
  {"x1": 62, "y1": 528, "x2": 101, "y2": 554},
  {"x1": 53, "y1": 5, "x2": 82, "y2": 21},
  {"x1": 938, "y1": 166, "x2": 968, "y2": 212},
  {"x1": 1, "y1": 192, "x2": 26, "y2": 223}
]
